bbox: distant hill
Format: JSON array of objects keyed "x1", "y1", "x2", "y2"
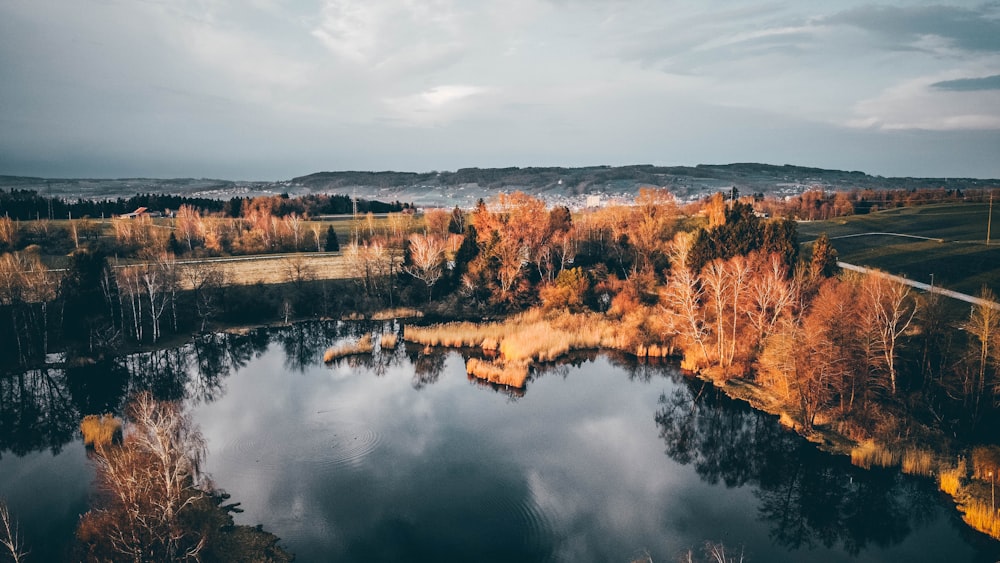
[
  {"x1": 290, "y1": 163, "x2": 998, "y2": 207},
  {"x1": 2, "y1": 164, "x2": 996, "y2": 209}
]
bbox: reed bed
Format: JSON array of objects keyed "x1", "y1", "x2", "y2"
[
  {"x1": 850, "y1": 439, "x2": 897, "y2": 469},
  {"x1": 372, "y1": 307, "x2": 424, "y2": 320},
  {"x1": 901, "y1": 447, "x2": 935, "y2": 476},
  {"x1": 80, "y1": 414, "x2": 122, "y2": 448},
  {"x1": 324, "y1": 334, "x2": 374, "y2": 362},
  {"x1": 404, "y1": 309, "x2": 673, "y2": 364},
  {"x1": 939, "y1": 459, "x2": 966, "y2": 496},
  {"x1": 466, "y1": 358, "x2": 529, "y2": 388},
  {"x1": 380, "y1": 332, "x2": 398, "y2": 350},
  {"x1": 961, "y1": 501, "x2": 1000, "y2": 539}
]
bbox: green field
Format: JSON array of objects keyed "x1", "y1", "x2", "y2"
[{"x1": 797, "y1": 202, "x2": 1000, "y2": 297}]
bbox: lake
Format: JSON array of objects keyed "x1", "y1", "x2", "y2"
[{"x1": 1, "y1": 321, "x2": 998, "y2": 562}]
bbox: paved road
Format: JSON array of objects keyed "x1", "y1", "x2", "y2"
[
  {"x1": 829, "y1": 232, "x2": 945, "y2": 243},
  {"x1": 838, "y1": 261, "x2": 1000, "y2": 310}
]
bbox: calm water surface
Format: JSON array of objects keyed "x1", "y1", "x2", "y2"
[{"x1": 1, "y1": 321, "x2": 998, "y2": 562}]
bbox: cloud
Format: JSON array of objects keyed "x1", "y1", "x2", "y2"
[
  {"x1": 382, "y1": 85, "x2": 491, "y2": 125},
  {"x1": 932, "y1": 74, "x2": 1000, "y2": 91},
  {"x1": 310, "y1": 0, "x2": 464, "y2": 72},
  {"x1": 847, "y1": 76, "x2": 1000, "y2": 131},
  {"x1": 825, "y1": 4, "x2": 1000, "y2": 53}
]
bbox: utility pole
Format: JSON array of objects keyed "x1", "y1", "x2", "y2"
[
  {"x1": 352, "y1": 188, "x2": 359, "y2": 243},
  {"x1": 987, "y1": 189, "x2": 994, "y2": 246}
]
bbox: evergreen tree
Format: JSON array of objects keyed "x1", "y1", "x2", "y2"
[
  {"x1": 167, "y1": 232, "x2": 183, "y2": 255},
  {"x1": 448, "y1": 206, "x2": 465, "y2": 235},
  {"x1": 809, "y1": 232, "x2": 839, "y2": 279},
  {"x1": 762, "y1": 218, "x2": 799, "y2": 271},
  {"x1": 324, "y1": 226, "x2": 340, "y2": 251}
]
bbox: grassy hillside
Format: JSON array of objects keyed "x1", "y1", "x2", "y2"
[{"x1": 798, "y1": 203, "x2": 1000, "y2": 297}]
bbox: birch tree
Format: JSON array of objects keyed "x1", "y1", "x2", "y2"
[{"x1": 862, "y1": 272, "x2": 918, "y2": 395}]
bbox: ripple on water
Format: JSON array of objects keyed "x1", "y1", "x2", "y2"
[
  {"x1": 473, "y1": 481, "x2": 558, "y2": 554},
  {"x1": 216, "y1": 416, "x2": 383, "y2": 477}
]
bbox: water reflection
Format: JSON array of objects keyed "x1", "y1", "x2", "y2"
[
  {"x1": 654, "y1": 382, "x2": 969, "y2": 556},
  {"x1": 0, "y1": 369, "x2": 78, "y2": 457},
  {"x1": 1, "y1": 321, "x2": 999, "y2": 562}
]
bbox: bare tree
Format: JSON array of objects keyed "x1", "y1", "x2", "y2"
[
  {"x1": 78, "y1": 392, "x2": 208, "y2": 562},
  {"x1": 702, "y1": 259, "x2": 730, "y2": 369},
  {"x1": 184, "y1": 264, "x2": 225, "y2": 332},
  {"x1": 966, "y1": 287, "x2": 1000, "y2": 421},
  {"x1": 746, "y1": 253, "x2": 796, "y2": 344},
  {"x1": 285, "y1": 212, "x2": 304, "y2": 250},
  {"x1": 404, "y1": 232, "x2": 446, "y2": 301},
  {"x1": 861, "y1": 272, "x2": 918, "y2": 395},
  {"x1": 117, "y1": 266, "x2": 144, "y2": 342},
  {"x1": 0, "y1": 499, "x2": 28, "y2": 563}
]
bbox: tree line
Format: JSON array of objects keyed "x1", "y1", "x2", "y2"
[{"x1": 0, "y1": 189, "x2": 406, "y2": 222}]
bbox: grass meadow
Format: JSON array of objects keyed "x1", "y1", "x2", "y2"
[{"x1": 798, "y1": 203, "x2": 1000, "y2": 297}]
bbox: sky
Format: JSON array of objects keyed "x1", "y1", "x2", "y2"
[{"x1": 1, "y1": 0, "x2": 998, "y2": 180}]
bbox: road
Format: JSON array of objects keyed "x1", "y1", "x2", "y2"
[{"x1": 838, "y1": 261, "x2": 1000, "y2": 311}]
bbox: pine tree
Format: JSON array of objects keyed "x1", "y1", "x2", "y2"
[
  {"x1": 324, "y1": 226, "x2": 340, "y2": 252},
  {"x1": 809, "y1": 232, "x2": 838, "y2": 279}
]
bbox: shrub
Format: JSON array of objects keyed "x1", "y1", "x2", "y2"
[
  {"x1": 80, "y1": 414, "x2": 122, "y2": 448},
  {"x1": 972, "y1": 446, "x2": 1000, "y2": 480}
]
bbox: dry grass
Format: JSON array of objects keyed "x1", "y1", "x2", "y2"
[
  {"x1": 901, "y1": 447, "x2": 935, "y2": 476},
  {"x1": 324, "y1": 333, "x2": 374, "y2": 362},
  {"x1": 404, "y1": 309, "x2": 673, "y2": 365},
  {"x1": 80, "y1": 414, "x2": 122, "y2": 448},
  {"x1": 939, "y1": 458, "x2": 966, "y2": 496},
  {"x1": 466, "y1": 358, "x2": 529, "y2": 388},
  {"x1": 174, "y1": 254, "x2": 353, "y2": 289},
  {"x1": 961, "y1": 500, "x2": 1000, "y2": 539},
  {"x1": 371, "y1": 307, "x2": 423, "y2": 320},
  {"x1": 851, "y1": 439, "x2": 897, "y2": 469},
  {"x1": 380, "y1": 332, "x2": 398, "y2": 350}
]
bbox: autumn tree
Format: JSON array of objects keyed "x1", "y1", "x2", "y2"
[
  {"x1": 629, "y1": 188, "x2": 678, "y2": 273},
  {"x1": 423, "y1": 208, "x2": 451, "y2": 239},
  {"x1": 468, "y1": 192, "x2": 551, "y2": 302},
  {"x1": 175, "y1": 205, "x2": 203, "y2": 253},
  {"x1": 808, "y1": 233, "x2": 838, "y2": 280}
]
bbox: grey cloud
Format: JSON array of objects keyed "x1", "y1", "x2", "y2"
[
  {"x1": 931, "y1": 74, "x2": 1000, "y2": 91},
  {"x1": 824, "y1": 4, "x2": 1000, "y2": 52}
]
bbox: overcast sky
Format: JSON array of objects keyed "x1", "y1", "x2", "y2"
[{"x1": 1, "y1": 0, "x2": 998, "y2": 180}]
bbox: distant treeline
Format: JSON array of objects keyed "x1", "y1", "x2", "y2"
[
  {"x1": 293, "y1": 163, "x2": 996, "y2": 191},
  {"x1": 759, "y1": 186, "x2": 998, "y2": 221},
  {"x1": 0, "y1": 189, "x2": 407, "y2": 221}
]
